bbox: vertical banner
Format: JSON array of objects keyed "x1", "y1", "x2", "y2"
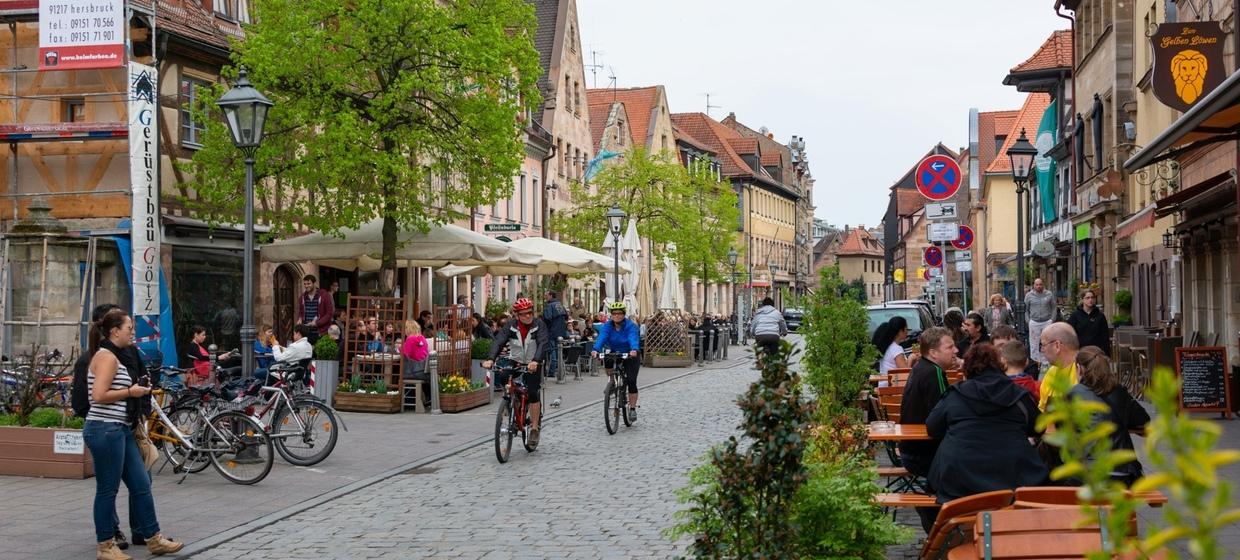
[
  {"x1": 38, "y1": 0, "x2": 124, "y2": 70},
  {"x1": 129, "y1": 62, "x2": 159, "y2": 318},
  {"x1": 1035, "y1": 99, "x2": 1058, "y2": 224}
]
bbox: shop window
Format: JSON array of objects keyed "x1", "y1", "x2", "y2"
[
  {"x1": 180, "y1": 77, "x2": 209, "y2": 147},
  {"x1": 63, "y1": 98, "x2": 85, "y2": 122},
  {"x1": 172, "y1": 247, "x2": 243, "y2": 366}
]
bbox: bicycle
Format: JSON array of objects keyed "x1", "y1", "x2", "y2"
[
  {"x1": 493, "y1": 359, "x2": 543, "y2": 463},
  {"x1": 237, "y1": 362, "x2": 343, "y2": 466},
  {"x1": 145, "y1": 374, "x2": 274, "y2": 485},
  {"x1": 599, "y1": 351, "x2": 634, "y2": 435}
]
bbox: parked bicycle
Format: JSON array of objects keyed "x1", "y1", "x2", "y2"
[
  {"x1": 235, "y1": 361, "x2": 343, "y2": 466},
  {"x1": 493, "y1": 358, "x2": 542, "y2": 463},
  {"x1": 599, "y1": 351, "x2": 635, "y2": 434}
]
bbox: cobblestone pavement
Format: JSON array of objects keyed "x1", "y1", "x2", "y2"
[{"x1": 189, "y1": 362, "x2": 757, "y2": 559}]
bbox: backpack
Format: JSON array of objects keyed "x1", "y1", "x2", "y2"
[{"x1": 71, "y1": 353, "x2": 91, "y2": 418}]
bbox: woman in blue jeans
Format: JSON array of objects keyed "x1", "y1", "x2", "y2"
[{"x1": 85, "y1": 309, "x2": 182, "y2": 559}]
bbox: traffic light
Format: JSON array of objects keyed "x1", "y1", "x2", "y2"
[{"x1": 893, "y1": 268, "x2": 905, "y2": 283}]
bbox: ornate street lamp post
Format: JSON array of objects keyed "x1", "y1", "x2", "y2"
[
  {"x1": 1006, "y1": 128, "x2": 1037, "y2": 342},
  {"x1": 727, "y1": 247, "x2": 738, "y2": 343},
  {"x1": 606, "y1": 205, "x2": 626, "y2": 302},
  {"x1": 216, "y1": 67, "x2": 273, "y2": 382}
]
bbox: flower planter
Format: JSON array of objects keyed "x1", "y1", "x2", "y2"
[
  {"x1": 0, "y1": 425, "x2": 94, "y2": 479},
  {"x1": 333, "y1": 391, "x2": 401, "y2": 413},
  {"x1": 439, "y1": 387, "x2": 490, "y2": 413},
  {"x1": 647, "y1": 354, "x2": 692, "y2": 368}
]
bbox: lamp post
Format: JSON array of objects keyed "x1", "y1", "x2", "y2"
[
  {"x1": 606, "y1": 204, "x2": 626, "y2": 303},
  {"x1": 727, "y1": 247, "x2": 738, "y2": 342},
  {"x1": 1006, "y1": 128, "x2": 1037, "y2": 342},
  {"x1": 216, "y1": 67, "x2": 273, "y2": 382}
]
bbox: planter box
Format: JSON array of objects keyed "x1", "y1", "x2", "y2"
[
  {"x1": 0, "y1": 425, "x2": 94, "y2": 479},
  {"x1": 313, "y1": 360, "x2": 340, "y2": 404},
  {"x1": 333, "y1": 391, "x2": 401, "y2": 413},
  {"x1": 470, "y1": 359, "x2": 489, "y2": 386},
  {"x1": 647, "y1": 354, "x2": 692, "y2": 368},
  {"x1": 440, "y1": 387, "x2": 490, "y2": 413}
]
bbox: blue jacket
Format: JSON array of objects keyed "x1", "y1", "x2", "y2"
[{"x1": 593, "y1": 318, "x2": 640, "y2": 354}]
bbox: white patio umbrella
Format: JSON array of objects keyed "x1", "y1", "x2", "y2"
[
  {"x1": 435, "y1": 237, "x2": 630, "y2": 277},
  {"x1": 622, "y1": 220, "x2": 642, "y2": 315},
  {"x1": 659, "y1": 246, "x2": 684, "y2": 310},
  {"x1": 260, "y1": 220, "x2": 540, "y2": 270}
]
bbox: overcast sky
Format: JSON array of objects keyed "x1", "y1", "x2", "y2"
[{"x1": 577, "y1": 0, "x2": 1069, "y2": 229}]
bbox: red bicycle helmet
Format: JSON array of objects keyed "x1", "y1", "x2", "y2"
[{"x1": 512, "y1": 298, "x2": 534, "y2": 312}]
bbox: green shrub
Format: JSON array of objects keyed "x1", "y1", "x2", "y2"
[
  {"x1": 471, "y1": 338, "x2": 493, "y2": 360},
  {"x1": 313, "y1": 335, "x2": 339, "y2": 360},
  {"x1": 801, "y1": 266, "x2": 877, "y2": 417},
  {"x1": 1113, "y1": 289, "x2": 1133, "y2": 311},
  {"x1": 485, "y1": 300, "x2": 509, "y2": 322},
  {"x1": 27, "y1": 407, "x2": 69, "y2": 428},
  {"x1": 0, "y1": 414, "x2": 17, "y2": 426},
  {"x1": 791, "y1": 455, "x2": 911, "y2": 558},
  {"x1": 373, "y1": 378, "x2": 387, "y2": 394}
]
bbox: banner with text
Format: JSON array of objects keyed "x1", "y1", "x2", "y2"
[
  {"x1": 129, "y1": 62, "x2": 159, "y2": 316},
  {"x1": 39, "y1": 0, "x2": 124, "y2": 71}
]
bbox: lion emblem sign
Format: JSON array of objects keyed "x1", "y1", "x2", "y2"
[{"x1": 1172, "y1": 49, "x2": 1208, "y2": 104}]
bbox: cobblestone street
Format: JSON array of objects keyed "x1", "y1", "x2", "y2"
[{"x1": 189, "y1": 361, "x2": 757, "y2": 559}]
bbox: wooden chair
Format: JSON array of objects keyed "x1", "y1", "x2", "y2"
[
  {"x1": 920, "y1": 489, "x2": 1015, "y2": 560},
  {"x1": 946, "y1": 370, "x2": 964, "y2": 385},
  {"x1": 889, "y1": 367, "x2": 912, "y2": 387},
  {"x1": 947, "y1": 507, "x2": 1107, "y2": 559},
  {"x1": 1011, "y1": 486, "x2": 1078, "y2": 508}
]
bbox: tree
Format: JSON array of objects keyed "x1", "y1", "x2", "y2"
[
  {"x1": 554, "y1": 148, "x2": 739, "y2": 294},
  {"x1": 184, "y1": 0, "x2": 542, "y2": 293},
  {"x1": 842, "y1": 278, "x2": 868, "y2": 304}
]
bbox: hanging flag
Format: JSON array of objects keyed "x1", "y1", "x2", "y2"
[
  {"x1": 583, "y1": 150, "x2": 621, "y2": 182},
  {"x1": 1035, "y1": 99, "x2": 1057, "y2": 223}
]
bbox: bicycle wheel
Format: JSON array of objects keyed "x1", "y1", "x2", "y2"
[
  {"x1": 159, "y1": 407, "x2": 211, "y2": 473},
  {"x1": 272, "y1": 399, "x2": 339, "y2": 466},
  {"x1": 494, "y1": 398, "x2": 514, "y2": 463},
  {"x1": 620, "y1": 371, "x2": 633, "y2": 427},
  {"x1": 205, "y1": 411, "x2": 273, "y2": 485},
  {"x1": 604, "y1": 378, "x2": 619, "y2": 435}
]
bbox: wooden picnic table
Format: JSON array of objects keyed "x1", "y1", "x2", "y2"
[{"x1": 867, "y1": 423, "x2": 930, "y2": 441}]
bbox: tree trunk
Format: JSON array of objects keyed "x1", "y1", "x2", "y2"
[{"x1": 381, "y1": 206, "x2": 397, "y2": 296}]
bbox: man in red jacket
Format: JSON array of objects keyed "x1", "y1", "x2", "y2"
[{"x1": 296, "y1": 274, "x2": 334, "y2": 344}]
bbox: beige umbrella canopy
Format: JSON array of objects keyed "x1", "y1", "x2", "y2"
[
  {"x1": 435, "y1": 236, "x2": 631, "y2": 277},
  {"x1": 260, "y1": 219, "x2": 540, "y2": 270}
]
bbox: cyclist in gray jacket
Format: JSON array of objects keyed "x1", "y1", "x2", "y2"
[
  {"x1": 749, "y1": 297, "x2": 787, "y2": 356},
  {"x1": 482, "y1": 298, "x2": 548, "y2": 448}
]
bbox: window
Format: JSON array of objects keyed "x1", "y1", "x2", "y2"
[
  {"x1": 564, "y1": 75, "x2": 571, "y2": 109},
  {"x1": 63, "y1": 98, "x2": 85, "y2": 122},
  {"x1": 562, "y1": 142, "x2": 570, "y2": 177},
  {"x1": 519, "y1": 173, "x2": 527, "y2": 223},
  {"x1": 507, "y1": 176, "x2": 515, "y2": 219},
  {"x1": 214, "y1": 0, "x2": 249, "y2": 22},
  {"x1": 556, "y1": 138, "x2": 564, "y2": 177},
  {"x1": 574, "y1": 81, "x2": 581, "y2": 115},
  {"x1": 532, "y1": 178, "x2": 540, "y2": 226},
  {"x1": 180, "y1": 77, "x2": 209, "y2": 147},
  {"x1": 661, "y1": 134, "x2": 669, "y2": 151},
  {"x1": 994, "y1": 135, "x2": 1006, "y2": 156}
]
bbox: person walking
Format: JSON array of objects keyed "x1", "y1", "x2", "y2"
[
  {"x1": 296, "y1": 274, "x2": 334, "y2": 344},
  {"x1": 84, "y1": 309, "x2": 182, "y2": 559},
  {"x1": 983, "y1": 293, "x2": 1014, "y2": 332},
  {"x1": 1024, "y1": 278, "x2": 1056, "y2": 367},
  {"x1": 542, "y1": 290, "x2": 568, "y2": 379},
  {"x1": 749, "y1": 297, "x2": 787, "y2": 356},
  {"x1": 1066, "y1": 289, "x2": 1111, "y2": 356}
]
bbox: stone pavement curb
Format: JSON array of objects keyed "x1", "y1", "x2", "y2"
[{"x1": 177, "y1": 353, "x2": 751, "y2": 558}]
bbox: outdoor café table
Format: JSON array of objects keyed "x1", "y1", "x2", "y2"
[
  {"x1": 867, "y1": 423, "x2": 930, "y2": 442},
  {"x1": 352, "y1": 352, "x2": 402, "y2": 380},
  {"x1": 868, "y1": 374, "x2": 888, "y2": 386}
]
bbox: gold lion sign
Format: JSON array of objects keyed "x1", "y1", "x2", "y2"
[{"x1": 1151, "y1": 22, "x2": 1226, "y2": 112}]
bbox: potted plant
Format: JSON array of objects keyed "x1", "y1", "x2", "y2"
[
  {"x1": 0, "y1": 347, "x2": 93, "y2": 479},
  {"x1": 438, "y1": 374, "x2": 489, "y2": 413},
  {"x1": 1113, "y1": 289, "x2": 1134, "y2": 326},
  {"x1": 333, "y1": 372, "x2": 402, "y2": 413},
  {"x1": 470, "y1": 338, "x2": 493, "y2": 386},
  {"x1": 312, "y1": 335, "x2": 340, "y2": 404}
]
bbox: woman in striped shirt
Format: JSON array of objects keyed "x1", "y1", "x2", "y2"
[{"x1": 84, "y1": 309, "x2": 182, "y2": 559}]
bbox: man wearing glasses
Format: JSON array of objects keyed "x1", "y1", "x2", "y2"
[
  {"x1": 1036, "y1": 322, "x2": 1080, "y2": 412},
  {"x1": 482, "y1": 298, "x2": 549, "y2": 448}
]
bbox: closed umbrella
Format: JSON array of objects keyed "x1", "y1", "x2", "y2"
[{"x1": 659, "y1": 246, "x2": 684, "y2": 310}]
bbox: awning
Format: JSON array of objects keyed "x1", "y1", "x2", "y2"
[
  {"x1": 1154, "y1": 171, "x2": 1233, "y2": 217},
  {"x1": 1125, "y1": 67, "x2": 1240, "y2": 172},
  {"x1": 1115, "y1": 203, "x2": 1156, "y2": 240}
]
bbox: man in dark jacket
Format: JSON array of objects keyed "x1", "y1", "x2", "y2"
[
  {"x1": 296, "y1": 274, "x2": 334, "y2": 344},
  {"x1": 483, "y1": 298, "x2": 549, "y2": 448},
  {"x1": 1066, "y1": 289, "x2": 1111, "y2": 356},
  {"x1": 899, "y1": 326, "x2": 956, "y2": 533},
  {"x1": 542, "y1": 291, "x2": 568, "y2": 379}
]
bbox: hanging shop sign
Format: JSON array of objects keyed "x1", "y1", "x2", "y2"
[
  {"x1": 38, "y1": 0, "x2": 125, "y2": 70},
  {"x1": 129, "y1": 62, "x2": 159, "y2": 317},
  {"x1": 1150, "y1": 22, "x2": 1226, "y2": 112}
]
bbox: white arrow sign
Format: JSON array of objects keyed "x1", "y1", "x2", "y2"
[
  {"x1": 955, "y1": 250, "x2": 972, "y2": 262},
  {"x1": 931, "y1": 161, "x2": 945, "y2": 171}
]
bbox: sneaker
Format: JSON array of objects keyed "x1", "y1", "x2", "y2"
[
  {"x1": 527, "y1": 427, "x2": 540, "y2": 449},
  {"x1": 112, "y1": 529, "x2": 129, "y2": 550},
  {"x1": 96, "y1": 540, "x2": 132, "y2": 560},
  {"x1": 144, "y1": 533, "x2": 184, "y2": 556},
  {"x1": 627, "y1": 407, "x2": 637, "y2": 423}
]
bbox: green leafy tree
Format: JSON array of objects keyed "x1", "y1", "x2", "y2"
[
  {"x1": 554, "y1": 147, "x2": 739, "y2": 288},
  {"x1": 184, "y1": 0, "x2": 542, "y2": 293},
  {"x1": 842, "y1": 277, "x2": 868, "y2": 304},
  {"x1": 802, "y1": 266, "x2": 877, "y2": 417}
]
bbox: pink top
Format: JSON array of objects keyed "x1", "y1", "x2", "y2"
[{"x1": 402, "y1": 334, "x2": 429, "y2": 363}]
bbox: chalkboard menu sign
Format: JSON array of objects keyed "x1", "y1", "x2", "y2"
[{"x1": 1175, "y1": 346, "x2": 1231, "y2": 417}]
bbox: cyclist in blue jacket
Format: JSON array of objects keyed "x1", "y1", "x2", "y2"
[{"x1": 591, "y1": 301, "x2": 642, "y2": 422}]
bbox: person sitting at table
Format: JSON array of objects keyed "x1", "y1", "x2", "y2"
[
  {"x1": 254, "y1": 325, "x2": 275, "y2": 380},
  {"x1": 1000, "y1": 341, "x2": 1039, "y2": 402},
  {"x1": 272, "y1": 325, "x2": 314, "y2": 366},
  {"x1": 470, "y1": 313, "x2": 493, "y2": 340},
  {"x1": 401, "y1": 320, "x2": 431, "y2": 408},
  {"x1": 873, "y1": 316, "x2": 910, "y2": 376},
  {"x1": 927, "y1": 343, "x2": 1046, "y2": 506},
  {"x1": 1067, "y1": 346, "x2": 1149, "y2": 487}
]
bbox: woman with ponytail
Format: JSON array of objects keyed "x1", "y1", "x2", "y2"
[{"x1": 84, "y1": 309, "x2": 182, "y2": 559}]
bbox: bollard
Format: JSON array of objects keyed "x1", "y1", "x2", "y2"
[
  {"x1": 692, "y1": 331, "x2": 702, "y2": 366},
  {"x1": 429, "y1": 352, "x2": 441, "y2": 414},
  {"x1": 722, "y1": 323, "x2": 730, "y2": 359}
]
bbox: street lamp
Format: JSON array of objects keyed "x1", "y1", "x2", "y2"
[
  {"x1": 216, "y1": 66, "x2": 273, "y2": 382},
  {"x1": 727, "y1": 247, "x2": 738, "y2": 342},
  {"x1": 606, "y1": 204, "x2": 626, "y2": 301},
  {"x1": 1006, "y1": 128, "x2": 1037, "y2": 341}
]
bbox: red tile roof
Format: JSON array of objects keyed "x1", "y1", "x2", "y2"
[
  {"x1": 158, "y1": 0, "x2": 244, "y2": 52},
  {"x1": 1010, "y1": 30, "x2": 1073, "y2": 74},
  {"x1": 587, "y1": 86, "x2": 661, "y2": 149},
  {"x1": 978, "y1": 110, "x2": 1019, "y2": 172},
  {"x1": 672, "y1": 123, "x2": 713, "y2": 153},
  {"x1": 895, "y1": 189, "x2": 925, "y2": 217},
  {"x1": 986, "y1": 93, "x2": 1051, "y2": 174},
  {"x1": 670, "y1": 112, "x2": 758, "y2": 178},
  {"x1": 589, "y1": 102, "x2": 616, "y2": 154},
  {"x1": 726, "y1": 137, "x2": 758, "y2": 155},
  {"x1": 836, "y1": 227, "x2": 884, "y2": 257},
  {"x1": 761, "y1": 150, "x2": 782, "y2": 167}
]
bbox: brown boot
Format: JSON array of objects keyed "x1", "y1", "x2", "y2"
[
  {"x1": 97, "y1": 540, "x2": 133, "y2": 560},
  {"x1": 144, "y1": 533, "x2": 184, "y2": 556}
]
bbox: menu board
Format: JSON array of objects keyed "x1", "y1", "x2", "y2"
[{"x1": 1175, "y1": 346, "x2": 1231, "y2": 416}]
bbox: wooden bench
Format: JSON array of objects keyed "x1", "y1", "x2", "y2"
[
  {"x1": 947, "y1": 507, "x2": 1105, "y2": 559},
  {"x1": 875, "y1": 492, "x2": 939, "y2": 508}
]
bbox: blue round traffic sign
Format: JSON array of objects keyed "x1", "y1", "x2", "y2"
[
  {"x1": 952, "y1": 225, "x2": 974, "y2": 250},
  {"x1": 914, "y1": 155, "x2": 962, "y2": 201},
  {"x1": 924, "y1": 246, "x2": 943, "y2": 268}
]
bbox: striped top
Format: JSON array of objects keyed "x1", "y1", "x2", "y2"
[{"x1": 86, "y1": 349, "x2": 131, "y2": 424}]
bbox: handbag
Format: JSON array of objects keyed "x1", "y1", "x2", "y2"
[{"x1": 133, "y1": 424, "x2": 159, "y2": 470}]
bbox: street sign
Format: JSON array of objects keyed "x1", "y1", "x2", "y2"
[
  {"x1": 484, "y1": 223, "x2": 521, "y2": 232},
  {"x1": 955, "y1": 260, "x2": 973, "y2": 272},
  {"x1": 914, "y1": 155, "x2": 962, "y2": 201},
  {"x1": 921, "y1": 268, "x2": 931, "y2": 281},
  {"x1": 952, "y1": 225, "x2": 975, "y2": 250},
  {"x1": 1033, "y1": 240, "x2": 1055, "y2": 258},
  {"x1": 925, "y1": 202, "x2": 958, "y2": 220},
  {"x1": 955, "y1": 250, "x2": 972, "y2": 262},
  {"x1": 928, "y1": 222, "x2": 958, "y2": 242},
  {"x1": 923, "y1": 246, "x2": 943, "y2": 267},
  {"x1": 929, "y1": 267, "x2": 943, "y2": 278}
]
